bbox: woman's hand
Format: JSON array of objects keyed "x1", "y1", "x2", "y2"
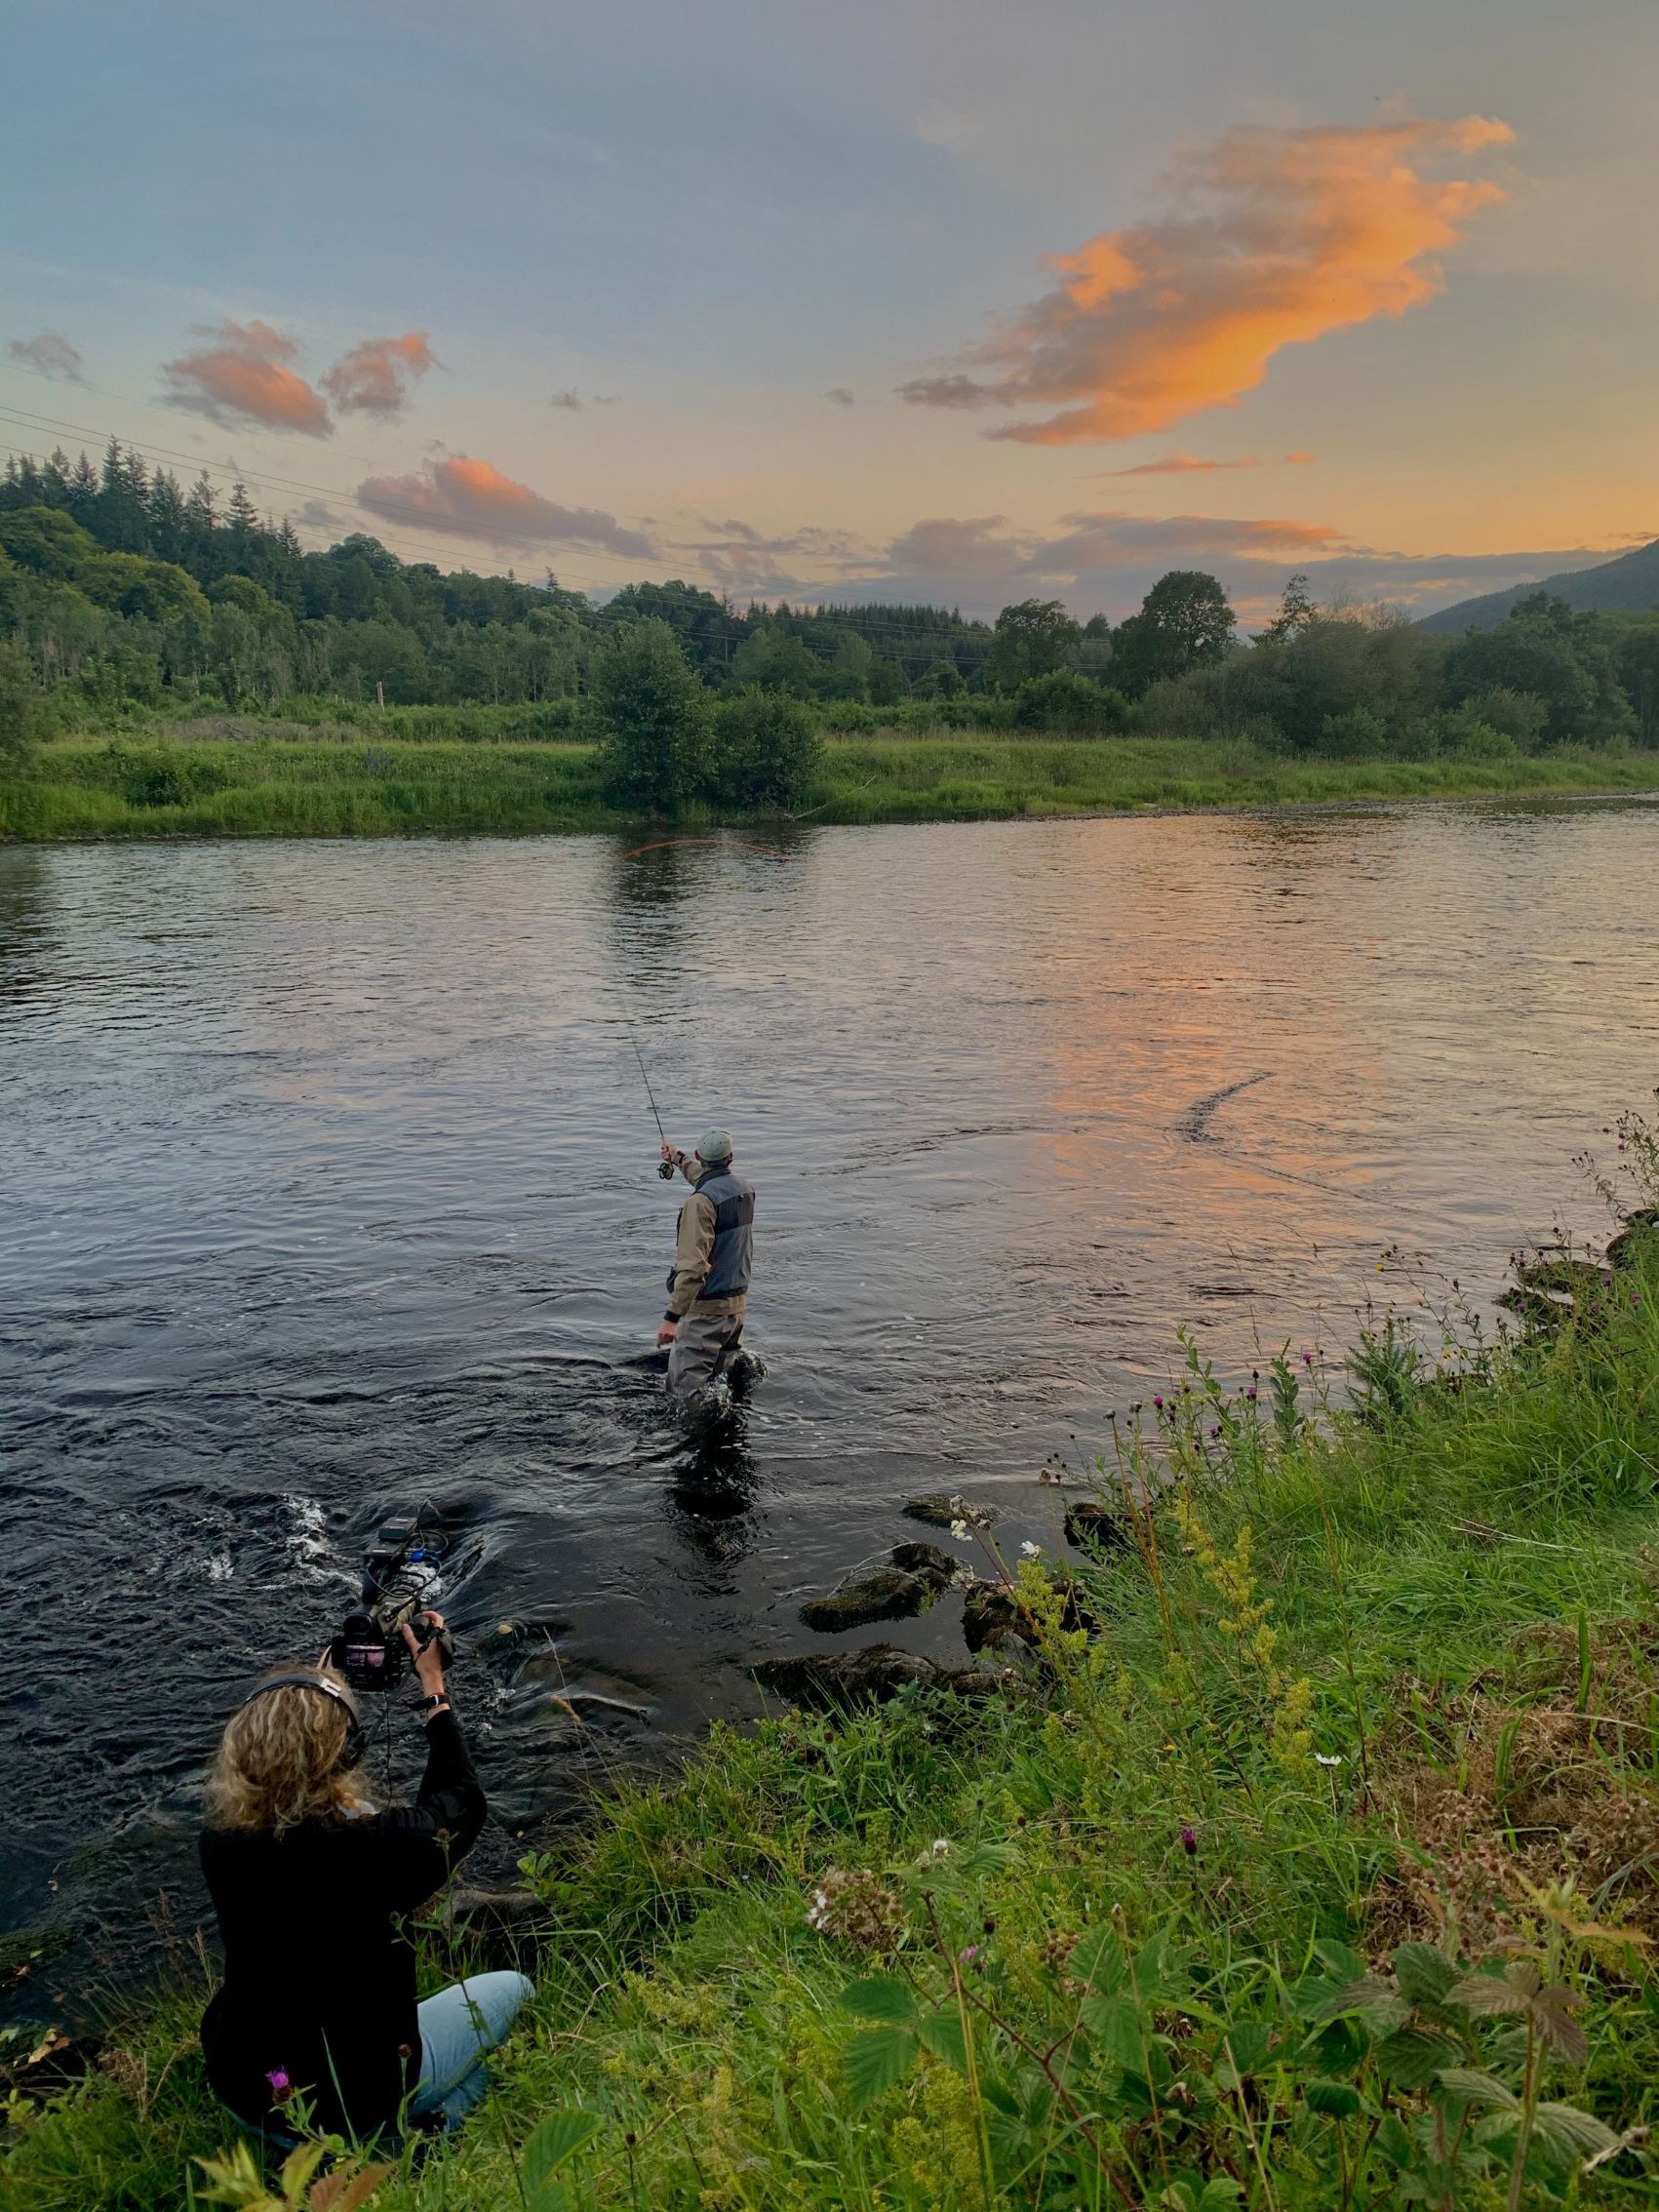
[{"x1": 403, "y1": 1610, "x2": 448, "y2": 1702}]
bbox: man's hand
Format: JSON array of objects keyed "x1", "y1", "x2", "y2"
[
  {"x1": 661, "y1": 1141, "x2": 677, "y2": 1166},
  {"x1": 656, "y1": 1319, "x2": 679, "y2": 1349}
]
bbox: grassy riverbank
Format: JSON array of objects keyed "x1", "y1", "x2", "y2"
[
  {"x1": 5, "y1": 1123, "x2": 1659, "y2": 2209},
  {"x1": 3, "y1": 728, "x2": 1658, "y2": 842}
]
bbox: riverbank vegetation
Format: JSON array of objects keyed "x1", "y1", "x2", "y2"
[
  {"x1": 4, "y1": 729, "x2": 1658, "y2": 844},
  {"x1": 4, "y1": 1114, "x2": 1659, "y2": 2208},
  {"x1": 3, "y1": 438, "x2": 1659, "y2": 838}
]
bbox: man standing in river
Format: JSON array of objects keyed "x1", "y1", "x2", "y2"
[{"x1": 655, "y1": 1128, "x2": 758, "y2": 1408}]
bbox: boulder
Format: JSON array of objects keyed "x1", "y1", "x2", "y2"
[
  {"x1": 801, "y1": 1567, "x2": 936, "y2": 1633},
  {"x1": 1063, "y1": 1499, "x2": 1133, "y2": 1557},
  {"x1": 1608, "y1": 1209, "x2": 1659, "y2": 1271},
  {"x1": 903, "y1": 1491, "x2": 999, "y2": 1531},
  {"x1": 889, "y1": 1540, "x2": 960, "y2": 1583},
  {"x1": 754, "y1": 1643, "x2": 1008, "y2": 1709},
  {"x1": 961, "y1": 1566, "x2": 1098, "y2": 1655}
]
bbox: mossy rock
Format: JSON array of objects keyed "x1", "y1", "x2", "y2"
[
  {"x1": 801, "y1": 1567, "x2": 935, "y2": 1633},
  {"x1": 889, "y1": 1540, "x2": 960, "y2": 1583},
  {"x1": 903, "y1": 1491, "x2": 999, "y2": 1530},
  {"x1": 962, "y1": 1566, "x2": 1098, "y2": 1654},
  {"x1": 754, "y1": 1642, "x2": 1009, "y2": 1709},
  {"x1": 1608, "y1": 1209, "x2": 1659, "y2": 1270},
  {"x1": 1062, "y1": 1499, "x2": 1133, "y2": 1557}
]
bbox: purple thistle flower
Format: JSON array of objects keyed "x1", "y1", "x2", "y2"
[
  {"x1": 1245, "y1": 1387, "x2": 1258, "y2": 1401},
  {"x1": 1180, "y1": 1827, "x2": 1198, "y2": 1856},
  {"x1": 1153, "y1": 1395, "x2": 1165, "y2": 1410},
  {"x1": 959, "y1": 1944, "x2": 979, "y2": 1963},
  {"x1": 1209, "y1": 1424, "x2": 1222, "y2": 1439},
  {"x1": 266, "y1": 2068, "x2": 292, "y2": 2097},
  {"x1": 1302, "y1": 1351, "x2": 1313, "y2": 1365}
]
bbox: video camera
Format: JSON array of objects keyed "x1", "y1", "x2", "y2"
[{"x1": 329, "y1": 1521, "x2": 455, "y2": 1697}]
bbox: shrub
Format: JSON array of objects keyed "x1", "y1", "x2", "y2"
[
  {"x1": 101, "y1": 743, "x2": 230, "y2": 807},
  {"x1": 1414, "y1": 706, "x2": 1518, "y2": 760},
  {"x1": 711, "y1": 688, "x2": 822, "y2": 809},
  {"x1": 591, "y1": 619, "x2": 715, "y2": 813},
  {"x1": 1011, "y1": 668, "x2": 1120, "y2": 733},
  {"x1": 1460, "y1": 685, "x2": 1549, "y2": 751},
  {"x1": 1313, "y1": 705, "x2": 1389, "y2": 758}
]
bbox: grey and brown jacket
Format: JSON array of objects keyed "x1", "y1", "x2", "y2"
[{"x1": 664, "y1": 1154, "x2": 755, "y2": 1322}]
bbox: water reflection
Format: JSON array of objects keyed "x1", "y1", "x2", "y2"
[{"x1": 2, "y1": 799, "x2": 1655, "y2": 2016}]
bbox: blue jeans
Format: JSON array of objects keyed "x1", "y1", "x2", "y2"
[{"x1": 408, "y1": 1971, "x2": 534, "y2": 2132}]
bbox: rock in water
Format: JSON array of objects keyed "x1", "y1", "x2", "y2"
[
  {"x1": 801, "y1": 1567, "x2": 935, "y2": 1633},
  {"x1": 754, "y1": 1644, "x2": 1008, "y2": 1709},
  {"x1": 1063, "y1": 1499, "x2": 1132, "y2": 1557},
  {"x1": 961, "y1": 1566, "x2": 1098, "y2": 1654},
  {"x1": 889, "y1": 1540, "x2": 960, "y2": 1583},
  {"x1": 1608, "y1": 1209, "x2": 1659, "y2": 1271},
  {"x1": 903, "y1": 1491, "x2": 999, "y2": 1530}
]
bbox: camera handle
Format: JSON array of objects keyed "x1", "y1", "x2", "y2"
[{"x1": 412, "y1": 1610, "x2": 456, "y2": 1669}]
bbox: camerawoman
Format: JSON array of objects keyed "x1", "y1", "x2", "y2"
[{"x1": 200, "y1": 1607, "x2": 531, "y2": 2144}]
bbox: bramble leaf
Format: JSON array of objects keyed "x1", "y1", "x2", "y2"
[
  {"x1": 523, "y1": 2112, "x2": 602, "y2": 2192},
  {"x1": 1435, "y1": 2069, "x2": 1517, "y2": 2111},
  {"x1": 1302, "y1": 2077, "x2": 1363, "y2": 2118},
  {"x1": 839, "y1": 1977, "x2": 919, "y2": 2026},
  {"x1": 845, "y1": 2024, "x2": 919, "y2": 2108},
  {"x1": 1391, "y1": 1943, "x2": 1457, "y2": 2007},
  {"x1": 917, "y1": 2008, "x2": 968, "y2": 2071},
  {"x1": 1374, "y1": 2029, "x2": 1463, "y2": 2089}
]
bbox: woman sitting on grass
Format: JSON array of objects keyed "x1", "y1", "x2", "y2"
[{"x1": 200, "y1": 1616, "x2": 531, "y2": 2145}]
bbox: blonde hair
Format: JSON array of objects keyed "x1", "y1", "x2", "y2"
[{"x1": 207, "y1": 1665, "x2": 372, "y2": 1834}]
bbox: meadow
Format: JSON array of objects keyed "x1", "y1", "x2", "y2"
[
  {"x1": 4, "y1": 1112, "x2": 1658, "y2": 2209},
  {"x1": 4, "y1": 722, "x2": 1659, "y2": 843}
]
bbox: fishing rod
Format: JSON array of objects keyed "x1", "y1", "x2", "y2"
[{"x1": 623, "y1": 1015, "x2": 679, "y2": 1178}]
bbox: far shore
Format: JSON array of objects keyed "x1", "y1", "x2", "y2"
[{"x1": 4, "y1": 728, "x2": 1659, "y2": 843}]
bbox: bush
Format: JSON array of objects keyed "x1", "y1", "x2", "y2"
[
  {"x1": 101, "y1": 743, "x2": 230, "y2": 807},
  {"x1": 1313, "y1": 705, "x2": 1389, "y2": 758},
  {"x1": 1413, "y1": 706, "x2": 1518, "y2": 761},
  {"x1": 1011, "y1": 668, "x2": 1121, "y2": 733},
  {"x1": 712, "y1": 688, "x2": 822, "y2": 809},
  {"x1": 1458, "y1": 685, "x2": 1548, "y2": 751},
  {"x1": 591, "y1": 619, "x2": 715, "y2": 813}
]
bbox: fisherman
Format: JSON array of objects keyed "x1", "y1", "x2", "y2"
[{"x1": 656, "y1": 1127, "x2": 757, "y2": 1407}]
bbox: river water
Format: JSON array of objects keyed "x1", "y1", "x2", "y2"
[{"x1": 3, "y1": 799, "x2": 1655, "y2": 2019}]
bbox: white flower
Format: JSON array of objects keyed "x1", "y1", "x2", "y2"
[
  {"x1": 929, "y1": 1837, "x2": 951, "y2": 1858},
  {"x1": 1314, "y1": 1753, "x2": 1344, "y2": 1769},
  {"x1": 950, "y1": 1520, "x2": 970, "y2": 1542},
  {"x1": 1020, "y1": 1540, "x2": 1043, "y2": 1558}
]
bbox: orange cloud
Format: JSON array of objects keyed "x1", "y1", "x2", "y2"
[
  {"x1": 161, "y1": 318, "x2": 332, "y2": 436},
  {"x1": 899, "y1": 116, "x2": 1513, "y2": 444},
  {"x1": 322, "y1": 333, "x2": 436, "y2": 418},
  {"x1": 355, "y1": 454, "x2": 652, "y2": 557},
  {"x1": 1103, "y1": 451, "x2": 1316, "y2": 476}
]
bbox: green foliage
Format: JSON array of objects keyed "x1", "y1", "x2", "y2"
[
  {"x1": 0, "y1": 640, "x2": 46, "y2": 770},
  {"x1": 986, "y1": 598, "x2": 1083, "y2": 691},
  {"x1": 1444, "y1": 593, "x2": 1637, "y2": 749},
  {"x1": 591, "y1": 619, "x2": 715, "y2": 813},
  {"x1": 1010, "y1": 667, "x2": 1122, "y2": 732},
  {"x1": 1111, "y1": 570, "x2": 1237, "y2": 695},
  {"x1": 710, "y1": 687, "x2": 821, "y2": 808}
]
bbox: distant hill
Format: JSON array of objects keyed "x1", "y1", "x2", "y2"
[{"x1": 1419, "y1": 536, "x2": 1659, "y2": 633}]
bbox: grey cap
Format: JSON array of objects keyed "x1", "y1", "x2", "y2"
[{"x1": 695, "y1": 1126, "x2": 734, "y2": 1165}]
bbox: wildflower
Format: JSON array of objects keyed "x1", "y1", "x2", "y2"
[
  {"x1": 959, "y1": 1945, "x2": 979, "y2": 1964},
  {"x1": 950, "y1": 1519, "x2": 970, "y2": 1541},
  {"x1": 804, "y1": 1869, "x2": 905, "y2": 1950},
  {"x1": 1244, "y1": 1387, "x2": 1258, "y2": 1401},
  {"x1": 929, "y1": 1837, "x2": 951, "y2": 1858},
  {"x1": 1153, "y1": 1395, "x2": 1165, "y2": 1410},
  {"x1": 265, "y1": 2068, "x2": 292, "y2": 2099},
  {"x1": 1301, "y1": 1351, "x2": 1313, "y2": 1366},
  {"x1": 1180, "y1": 1827, "x2": 1198, "y2": 1856},
  {"x1": 1020, "y1": 1540, "x2": 1042, "y2": 1558},
  {"x1": 1209, "y1": 1424, "x2": 1222, "y2": 1439},
  {"x1": 1314, "y1": 1753, "x2": 1344, "y2": 1769}
]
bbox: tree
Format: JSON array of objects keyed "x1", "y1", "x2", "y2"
[
  {"x1": 1259, "y1": 572, "x2": 1318, "y2": 644},
  {"x1": 0, "y1": 639, "x2": 45, "y2": 770},
  {"x1": 1443, "y1": 595, "x2": 1635, "y2": 749},
  {"x1": 1012, "y1": 668, "x2": 1119, "y2": 733},
  {"x1": 731, "y1": 621, "x2": 822, "y2": 697},
  {"x1": 712, "y1": 688, "x2": 821, "y2": 808},
  {"x1": 986, "y1": 600, "x2": 1082, "y2": 692},
  {"x1": 1110, "y1": 572, "x2": 1236, "y2": 694},
  {"x1": 592, "y1": 619, "x2": 715, "y2": 813}
]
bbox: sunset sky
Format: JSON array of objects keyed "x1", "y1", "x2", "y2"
[{"x1": 4, "y1": 0, "x2": 1656, "y2": 622}]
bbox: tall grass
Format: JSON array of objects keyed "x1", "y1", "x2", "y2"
[
  {"x1": 4, "y1": 731, "x2": 1658, "y2": 843},
  {"x1": 5, "y1": 1132, "x2": 1658, "y2": 2207}
]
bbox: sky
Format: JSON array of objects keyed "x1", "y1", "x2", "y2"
[{"x1": 4, "y1": 0, "x2": 1657, "y2": 623}]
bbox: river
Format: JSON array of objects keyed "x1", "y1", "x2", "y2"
[{"x1": 2, "y1": 797, "x2": 1655, "y2": 2019}]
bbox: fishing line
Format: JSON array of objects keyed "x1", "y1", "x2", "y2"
[{"x1": 620, "y1": 1014, "x2": 678, "y2": 1176}]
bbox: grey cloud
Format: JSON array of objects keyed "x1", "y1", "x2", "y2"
[
  {"x1": 823, "y1": 387, "x2": 855, "y2": 408},
  {"x1": 7, "y1": 331, "x2": 85, "y2": 382}
]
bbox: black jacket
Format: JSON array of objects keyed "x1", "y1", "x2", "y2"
[{"x1": 199, "y1": 1709, "x2": 486, "y2": 2141}]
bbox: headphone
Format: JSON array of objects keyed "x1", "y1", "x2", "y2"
[{"x1": 239, "y1": 1673, "x2": 367, "y2": 1771}]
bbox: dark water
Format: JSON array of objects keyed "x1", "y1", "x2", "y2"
[{"x1": 3, "y1": 800, "x2": 1656, "y2": 2019}]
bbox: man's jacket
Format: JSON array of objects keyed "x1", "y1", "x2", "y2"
[{"x1": 665, "y1": 1154, "x2": 754, "y2": 1321}]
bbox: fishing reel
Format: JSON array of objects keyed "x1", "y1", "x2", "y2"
[{"x1": 657, "y1": 1157, "x2": 677, "y2": 1180}]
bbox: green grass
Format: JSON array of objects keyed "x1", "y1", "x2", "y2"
[
  {"x1": 4, "y1": 728, "x2": 1658, "y2": 842},
  {"x1": 5, "y1": 1179, "x2": 1659, "y2": 2206}
]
